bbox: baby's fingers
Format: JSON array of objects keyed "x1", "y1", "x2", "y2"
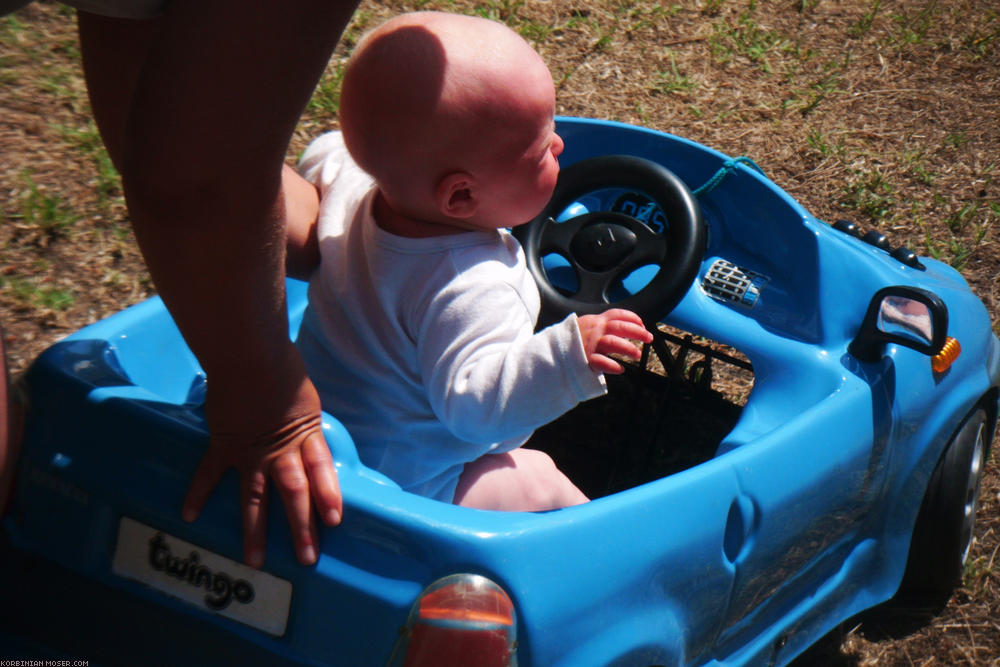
[
  {"x1": 587, "y1": 353, "x2": 626, "y2": 375},
  {"x1": 595, "y1": 333, "x2": 645, "y2": 361},
  {"x1": 601, "y1": 308, "x2": 644, "y2": 325},
  {"x1": 600, "y1": 312, "x2": 653, "y2": 343},
  {"x1": 607, "y1": 320, "x2": 653, "y2": 344}
]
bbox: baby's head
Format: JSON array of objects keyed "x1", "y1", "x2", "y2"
[{"x1": 339, "y1": 12, "x2": 563, "y2": 231}]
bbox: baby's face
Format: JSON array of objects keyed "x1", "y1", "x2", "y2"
[
  {"x1": 486, "y1": 121, "x2": 563, "y2": 229},
  {"x1": 466, "y1": 80, "x2": 563, "y2": 231}
]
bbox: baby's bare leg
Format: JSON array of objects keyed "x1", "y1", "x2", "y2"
[{"x1": 453, "y1": 449, "x2": 589, "y2": 511}]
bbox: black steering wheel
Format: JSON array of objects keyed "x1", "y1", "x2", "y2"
[{"x1": 514, "y1": 155, "x2": 707, "y2": 326}]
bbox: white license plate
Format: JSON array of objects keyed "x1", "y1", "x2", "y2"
[{"x1": 112, "y1": 516, "x2": 293, "y2": 636}]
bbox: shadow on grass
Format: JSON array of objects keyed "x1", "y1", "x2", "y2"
[{"x1": 789, "y1": 596, "x2": 948, "y2": 666}]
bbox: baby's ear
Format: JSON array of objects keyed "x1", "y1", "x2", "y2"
[{"x1": 434, "y1": 171, "x2": 478, "y2": 219}]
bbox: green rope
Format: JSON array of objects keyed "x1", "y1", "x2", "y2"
[{"x1": 691, "y1": 156, "x2": 766, "y2": 198}]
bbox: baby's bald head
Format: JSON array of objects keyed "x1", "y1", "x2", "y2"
[{"x1": 338, "y1": 12, "x2": 555, "y2": 213}]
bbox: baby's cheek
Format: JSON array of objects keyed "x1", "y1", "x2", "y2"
[{"x1": 539, "y1": 174, "x2": 558, "y2": 203}]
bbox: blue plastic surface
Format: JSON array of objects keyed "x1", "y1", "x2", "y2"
[{"x1": 3, "y1": 117, "x2": 998, "y2": 667}]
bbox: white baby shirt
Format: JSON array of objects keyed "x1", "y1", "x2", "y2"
[{"x1": 296, "y1": 132, "x2": 606, "y2": 502}]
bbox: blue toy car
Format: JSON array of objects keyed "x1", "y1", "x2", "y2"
[{"x1": 2, "y1": 117, "x2": 997, "y2": 666}]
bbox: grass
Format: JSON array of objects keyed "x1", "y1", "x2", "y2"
[
  {"x1": 13, "y1": 172, "x2": 80, "y2": 241},
  {"x1": 805, "y1": 128, "x2": 849, "y2": 161},
  {"x1": 306, "y1": 58, "x2": 348, "y2": 116},
  {"x1": 0, "y1": 274, "x2": 75, "y2": 311},
  {"x1": 841, "y1": 168, "x2": 896, "y2": 220},
  {"x1": 946, "y1": 131, "x2": 971, "y2": 149},
  {"x1": 798, "y1": 72, "x2": 843, "y2": 115},
  {"x1": 849, "y1": 0, "x2": 882, "y2": 38},
  {"x1": 471, "y1": 0, "x2": 523, "y2": 23},
  {"x1": 702, "y1": 0, "x2": 727, "y2": 17},
  {"x1": 902, "y1": 148, "x2": 935, "y2": 186},
  {"x1": 888, "y1": 0, "x2": 937, "y2": 49},
  {"x1": 650, "y1": 53, "x2": 698, "y2": 96},
  {"x1": 709, "y1": 9, "x2": 785, "y2": 70}
]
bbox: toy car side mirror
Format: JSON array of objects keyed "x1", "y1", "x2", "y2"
[{"x1": 849, "y1": 286, "x2": 948, "y2": 363}]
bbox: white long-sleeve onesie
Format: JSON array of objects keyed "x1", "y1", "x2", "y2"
[{"x1": 296, "y1": 132, "x2": 606, "y2": 502}]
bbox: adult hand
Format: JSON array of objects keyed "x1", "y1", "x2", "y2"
[{"x1": 182, "y1": 354, "x2": 342, "y2": 568}]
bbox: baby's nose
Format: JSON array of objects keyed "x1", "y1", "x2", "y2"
[{"x1": 551, "y1": 133, "x2": 565, "y2": 157}]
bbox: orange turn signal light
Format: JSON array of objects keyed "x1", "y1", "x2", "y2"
[
  {"x1": 418, "y1": 581, "x2": 515, "y2": 626},
  {"x1": 932, "y1": 337, "x2": 961, "y2": 374},
  {"x1": 394, "y1": 574, "x2": 517, "y2": 667}
]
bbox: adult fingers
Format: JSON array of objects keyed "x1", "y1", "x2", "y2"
[
  {"x1": 301, "y1": 432, "x2": 342, "y2": 526},
  {"x1": 182, "y1": 451, "x2": 228, "y2": 523},
  {"x1": 241, "y1": 466, "x2": 270, "y2": 569},
  {"x1": 270, "y1": 449, "x2": 319, "y2": 566}
]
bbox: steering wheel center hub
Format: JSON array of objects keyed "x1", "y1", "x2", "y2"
[{"x1": 570, "y1": 219, "x2": 638, "y2": 272}]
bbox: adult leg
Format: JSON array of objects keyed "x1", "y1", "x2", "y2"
[{"x1": 454, "y1": 448, "x2": 589, "y2": 512}]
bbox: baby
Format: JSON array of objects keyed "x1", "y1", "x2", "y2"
[{"x1": 284, "y1": 11, "x2": 652, "y2": 511}]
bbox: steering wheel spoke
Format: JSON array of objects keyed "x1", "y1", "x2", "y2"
[
  {"x1": 537, "y1": 215, "x2": 587, "y2": 253},
  {"x1": 622, "y1": 231, "x2": 668, "y2": 268},
  {"x1": 572, "y1": 271, "x2": 613, "y2": 304}
]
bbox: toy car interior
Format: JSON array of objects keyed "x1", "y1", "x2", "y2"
[{"x1": 2, "y1": 117, "x2": 997, "y2": 667}]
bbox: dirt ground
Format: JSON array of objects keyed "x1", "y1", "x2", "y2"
[{"x1": 2, "y1": 0, "x2": 999, "y2": 664}]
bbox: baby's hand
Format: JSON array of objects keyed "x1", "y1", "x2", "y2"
[{"x1": 577, "y1": 309, "x2": 654, "y2": 375}]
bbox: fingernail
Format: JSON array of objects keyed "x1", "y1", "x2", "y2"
[
  {"x1": 247, "y1": 549, "x2": 264, "y2": 569},
  {"x1": 182, "y1": 508, "x2": 197, "y2": 523},
  {"x1": 325, "y1": 508, "x2": 341, "y2": 525},
  {"x1": 301, "y1": 544, "x2": 317, "y2": 565}
]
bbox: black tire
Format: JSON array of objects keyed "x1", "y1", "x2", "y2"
[{"x1": 896, "y1": 407, "x2": 990, "y2": 609}]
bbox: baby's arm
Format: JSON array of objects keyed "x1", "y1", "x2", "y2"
[
  {"x1": 420, "y1": 273, "x2": 651, "y2": 445},
  {"x1": 577, "y1": 309, "x2": 653, "y2": 374},
  {"x1": 282, "y1": 164, "x2": 321, "y2": 280}
]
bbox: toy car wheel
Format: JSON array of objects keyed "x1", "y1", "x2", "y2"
[{"x1": 897, "y1": 407, "x2": 990, "y2": 607}]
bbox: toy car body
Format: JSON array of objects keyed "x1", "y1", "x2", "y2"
[{"x1": 2, "y1": 117, "x2": 997, "y2": 666}]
